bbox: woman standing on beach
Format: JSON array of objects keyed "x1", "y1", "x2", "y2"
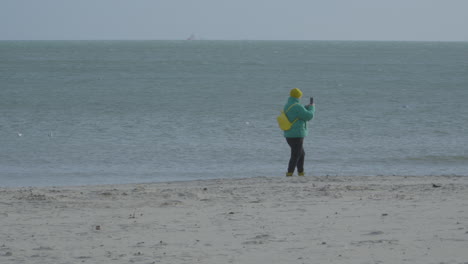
[{"x1": 283, "y1": 88, "x2": 315, "y2": 176}]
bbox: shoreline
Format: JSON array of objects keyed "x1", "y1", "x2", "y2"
[
  {"x1": 1, "y1": 175, "x2": 467, "y2": 263},
  {"x1": 3, "y1": 173, "x2": 468, "y2": 189}
]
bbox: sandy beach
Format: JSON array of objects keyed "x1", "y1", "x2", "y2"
[{"x1": 1, "y1": 175, "x2": 468, "y2": 264}]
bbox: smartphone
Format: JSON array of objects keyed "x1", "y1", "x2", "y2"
[{"x1": 310, "y1": 97, "x2": 314, "y2": 105}]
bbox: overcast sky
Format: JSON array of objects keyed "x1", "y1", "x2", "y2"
[{"x1": 1, "y1": 0, "x2": 468, "y2": 41}]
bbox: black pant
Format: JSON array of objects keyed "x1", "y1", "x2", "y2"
[{"x1": 286, "y1": 137, "x2": 305, "y2": 173}]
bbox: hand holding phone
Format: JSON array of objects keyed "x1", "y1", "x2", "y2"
[{"x1": 310, "y1": 97, "x2": 314, "y2": 105}]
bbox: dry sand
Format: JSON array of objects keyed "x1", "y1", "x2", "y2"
[{"x1": 1, "y1": 175, "x2": 468, "y2": 264}]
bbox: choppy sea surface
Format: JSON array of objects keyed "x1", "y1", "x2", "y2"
[{"x1": 1, "y1": 40, "x2": 467, "y2": 187}]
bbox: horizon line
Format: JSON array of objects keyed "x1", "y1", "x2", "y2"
[{"x1": 1, "y1": 38, "x2": 467, "y2": 43}]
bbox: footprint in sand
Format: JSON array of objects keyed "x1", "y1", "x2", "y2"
[
  {"x1": 242, "y1": 234, "x2": 272, "y2": 245},
  {"x1": 364, "y1": 231, "x2": 384, "y2": 236}
]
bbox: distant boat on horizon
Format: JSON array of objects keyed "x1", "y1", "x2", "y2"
[{"x1": 186, "y1": 34, "x2": 196, "y2": 40}]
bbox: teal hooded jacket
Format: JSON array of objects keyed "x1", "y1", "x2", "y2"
[{"x1": 283, "y1": 97, "x2": 315, "y2": 138}]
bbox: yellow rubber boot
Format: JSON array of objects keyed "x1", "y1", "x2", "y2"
[{"x1": 286, "y1": 172, "x2": 293, "y2": 177}]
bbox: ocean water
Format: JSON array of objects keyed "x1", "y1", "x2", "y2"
[{"x1": 1, "y1": 40, "x2": 467, "y2": 187}]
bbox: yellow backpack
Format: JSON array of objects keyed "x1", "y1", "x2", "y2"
[{"x1": 277, "y1": 103, "x2": 298, "y2": 131}]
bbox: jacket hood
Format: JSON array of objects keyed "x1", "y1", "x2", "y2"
[{"x1": 288, "y1": 96, "x2": 300, "y2": 104}]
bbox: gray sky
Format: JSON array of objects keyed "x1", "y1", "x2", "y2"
[{"x1": 1, "y1": 0, "x2": 468, "y2": 41}]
